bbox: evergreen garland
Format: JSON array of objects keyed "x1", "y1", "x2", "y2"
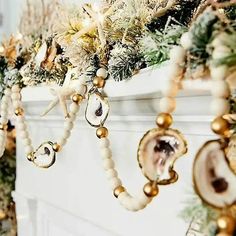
[
  {"x1": 140, "y1": 25, "x2": 187, "y2": 67},
  {"x1": 147, "y1": 0, "x2": 203, "y2": 32},
  {"x1": 108, "y1": 44, "x2": 143, "y2": 81},
  {"x1": 188, "y1": 8, "x2": 219, "y2": 70}
]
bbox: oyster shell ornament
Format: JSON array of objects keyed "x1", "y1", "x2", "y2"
[
  {"x1": 225, "y1": 135, "x2": 236, "y2": 175},
  {"x1": 31, "y1": 142, "x2": 56, "y2": 168},
  {"x1": 85, "y1": 91, "x2": 110, "y2": 127},
  {"x1": 35, "y1": 42, "x2": 48, "y2": 67},
  {"x1": 138, "y1": 128, "x2": 187, "y2": 183},
  {"x1": 193, "y1": 139, "x2": 236, "y2": 209}
]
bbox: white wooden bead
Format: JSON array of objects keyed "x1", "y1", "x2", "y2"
[
  {"x1": 64, "y1": 121, "x2": 74, "y2": 131},
  {"x1": 168, "y1": 64, "x2": 182, "y2": 79},
  {"x1": 4, "y1": 89, "x2": 11, "y2": 96},
  {"x1": 101, "y1": 147, "x2": 112, "y2": 159},
  {"x1": 62, "y1": 130, "x2": 71, "y2": 140},
  {"x1": 180, "y1": 32, "x2": 192, "y2": 50},
  {"x1": 160, "y1": 97, "x2": 176, "y2": 113},
  {"x1": 68, "y1": 113, "x2": 76, "y2": 122},
  {"x1": 1, "y1": 111, "x2": 8, "y2": 119},
  {"x1": 106, "y1": 169, "x2": 118, "y2": 180},
  {"x1": 11, "y1": 85, "x2": 20, "y2": 93},
  {"x1": 18, "y1": 122, "x2": 27, "y2": 131},
  {"x1": 16, "y1": 116, "x2": 25, "y2": 124},
  {"x1": 1, "y1": 96, "x2": 7, "y2": 103},
  {"x1": 69, "y1": 103, "x2": 79, "y2": 114},
  {"x1": 210, "y1": 65, "x2": 227, "y2": 80},
  {"x1": 212, "y1": 46, "x2": 231, "y2": 59},
  {"x1": 211, "y1": 80, "x2": 230, "y2": 98},
  {"x1": 58, "y1": 138, "x2": 67, "y2": 147},
  {"x1": 20, "y1": 131, "x2": 29, "y2": 139},
  {"x1": 99, "y1": 138, "x2": 110, "y2": 148},
  {"x1": 169, "y1": 46, "x2": 186, "y2": 63},
  {"x1": 25, "y1": 146, "x2": 34, "y2": 154},
  {"x1": 0, "y1": 117, "x2": 8, "y2": 125},
  {"x1": 103, "y1": 159, "x2": 115, "y2": 170},
  {"x1": 161, "y1": 80, "x2": 179, "y2": 97},
  {"x1": 1, "y1": 102, "x2": 8, "y2": 111},
  {"x1": 210, "y1": 98, "x2": 230, "y2": 116},
  {"x1": 13, "y1": 100, "x2": 22, "y2": 108},
  {"x1": 23, "y1": 138, "x2": 32, "y2": 146},
  {"x1": 11, "y1": 93, "x2": 21, "y2": 101},
  {"x1": 109, "y1": 177, "x2": 122, "y2": 189},
  {"x1": 96, "y1": 68, "x2": 108, "y2": 79}
]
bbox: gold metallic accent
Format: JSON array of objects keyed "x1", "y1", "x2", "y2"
[
  {"x1": 217, "y1": 215, "x2": 235, "y2": 234},
  {"x1": 15, "y1": 107, "x2": 24, "y2": 116},
  {"x1": 72, "y1": 94, "x2": 83, "y2": 104},
  {"x1": 93, "y1": 76, "x2": 105, "y2": 88},
  {"x1": 157, "y1": 169, "x2": 179, "y2": 185},
  {"x1": 0, "y1": 123, "x2": 8, "y2": 131},
  {"x1": 27, "y1": 152, "x2": 34, "y2": 162},
  {"x1": 113, "y1": 186, "x2": 126, "y2": 198},
  {"x1": 156, "y1": 113, "x2": 173, "y2": 129},
  {"x1": 211, "y1": 117, "x2": 230, "y2": 137},
  {"x1": 143, "y1": 182, "x2": 159, "y2": 197},
  {"x1": 96, "y1": 127, "x2": 108, "y2": 139},
  {"x1": 52, "y1": 143, "x2": 61, "y2": 152}
]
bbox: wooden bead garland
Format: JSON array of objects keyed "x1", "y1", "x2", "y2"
[
  {"x1": 0, "y1": 88, "x2": 11, "y2": 158},
  {"x1": 93, "y1": 47, "x2": 188, "y2": 211},
  {"x1": 11, "y1": 80, "x2": 86, "y2": 168}
]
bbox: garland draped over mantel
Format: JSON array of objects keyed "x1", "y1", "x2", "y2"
[{"x1": 0, "y1": 0, "x2": 236, "y2": 235}]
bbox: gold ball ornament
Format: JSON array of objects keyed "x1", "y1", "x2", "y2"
[
  {"x1": 52, "y1": 143, "x2": 61, "y2": 152},
  {"x1": 27, "y1": 152, "x2": 34, "y2": 162},
  {"x1": 15, "y1": 107, "x2": 24, "y2": 116},
  {"x1": 72, "y1": 94, "x2": 83, "y2": 104},
  {"x1": 143, "y1": 182, "x2": 159, "y2": 197},
  {"x1": 0, "y1": 123, "x2": 8, "y2": 131},
  {"x1": 96, "y1": 127, "x2": 108, "y2": 139},
  {"x1": 156, "y1": 113, "x2": 173, "y2": 129},
  {"x1": 0, "y1": 209, "x2": 6, "y2": 220},
  {"x1": 211, "y1": 117, "x2": 230, "y2": 137},
  {"x1": 113, "y1": 185, "x2": 126, "y2": 198},
  {"x1": 93, "y1": 76, "x2": 105, "y2": 88},
  {"x1": 217, "y1": 215, "x2": 235, "y2": 234}
]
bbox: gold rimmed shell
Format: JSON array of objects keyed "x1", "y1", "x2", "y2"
[
  {"x1": 137, "y1": 128, "x2": 187, "y2": 182},
  {"x1": 193, "y1": 139, "x2": 236, "y2": 209}
]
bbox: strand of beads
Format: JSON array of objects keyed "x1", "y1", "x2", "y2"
[
  {"x1": 0, "y1": 88, "x2": 12, "y2": 157},
  {"x1": 210, "y1": 46, "x2": 231, "y2": 137},
  {"x1": 91, "y1": 68, "x2": 153, "y2": 211},
  {"x1": 94, "y1": 50, "x2": 186, "y2": 211},
  {"x1": 11, "y1": 81, "x2": 86, "y2": 168}
]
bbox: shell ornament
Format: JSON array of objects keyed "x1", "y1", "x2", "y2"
[
  {"x1": 85, "y1": 91, "x2": 110, "y2": 127},
  {"x1": 193, "y1": 139, "x2": 236, "y2": 209},
  {"x1": 138, "y1": 128, "x2": 187, "y2": 183},
  {"x1": 31, "y1": 142, "x2": 56, "y2": 168}
]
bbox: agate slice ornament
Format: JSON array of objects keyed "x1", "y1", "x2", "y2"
[
  {"x1": 193, "y1": 139, "x2": 236, "y2": 209},
  {"x1": 138, "y1": 128, "x2": 187, "y2": 183},
  {"x1": 30, "y1": 142, "x2": 56, "y2": 168}
]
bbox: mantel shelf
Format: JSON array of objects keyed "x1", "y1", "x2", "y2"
[{"x1": 21, "y1": 64, "x2": 214, "y2": 102}]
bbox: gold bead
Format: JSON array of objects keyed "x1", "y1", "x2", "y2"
[
  {"x1": 143, "y1": 182, "x2": 159, "y2": 197},
  {"x1": 0, "y1": 209, "x2": 6, "y2": 220},
  {"x1": 217, "y1": 215, "x2": 235, "y2": 234},
  {"x1": 211, "y1": 117, "x2": 230, "y2": 137},
  {"x1": 0, "y1": 123, "x2": 8, "y2": 131},
  {"x1": 93, "y1": 76, "x2": 105, "y2": 88},
  {"x1": 52, "y1": 143, "x2": 61, "y2": 152},
  {"x1": 216, "y1": 233, "x2": 231, "y2": 236},
  {"x1": 113, "y1": 185, "x2": 126, "y2": 198},
  {"x1": 72, "y1": 94, "x2": 83, "y2": 104},
  {"x1": 96, "y1": 127, "x2": 108, "y2": 139},
  {"x1": 27, "y1": 152, "x2": 34, "y2": 162},
  {"x1": 15, "y1": 107, "x2": 24, "y2": 116},
  {"x1": 156, "y1": 113, "x2": 173, "y2": 129}
]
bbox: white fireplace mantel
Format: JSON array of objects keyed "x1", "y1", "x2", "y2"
[{"x1": 13, "y1": 66, "x2": 218, "y2": 236}]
